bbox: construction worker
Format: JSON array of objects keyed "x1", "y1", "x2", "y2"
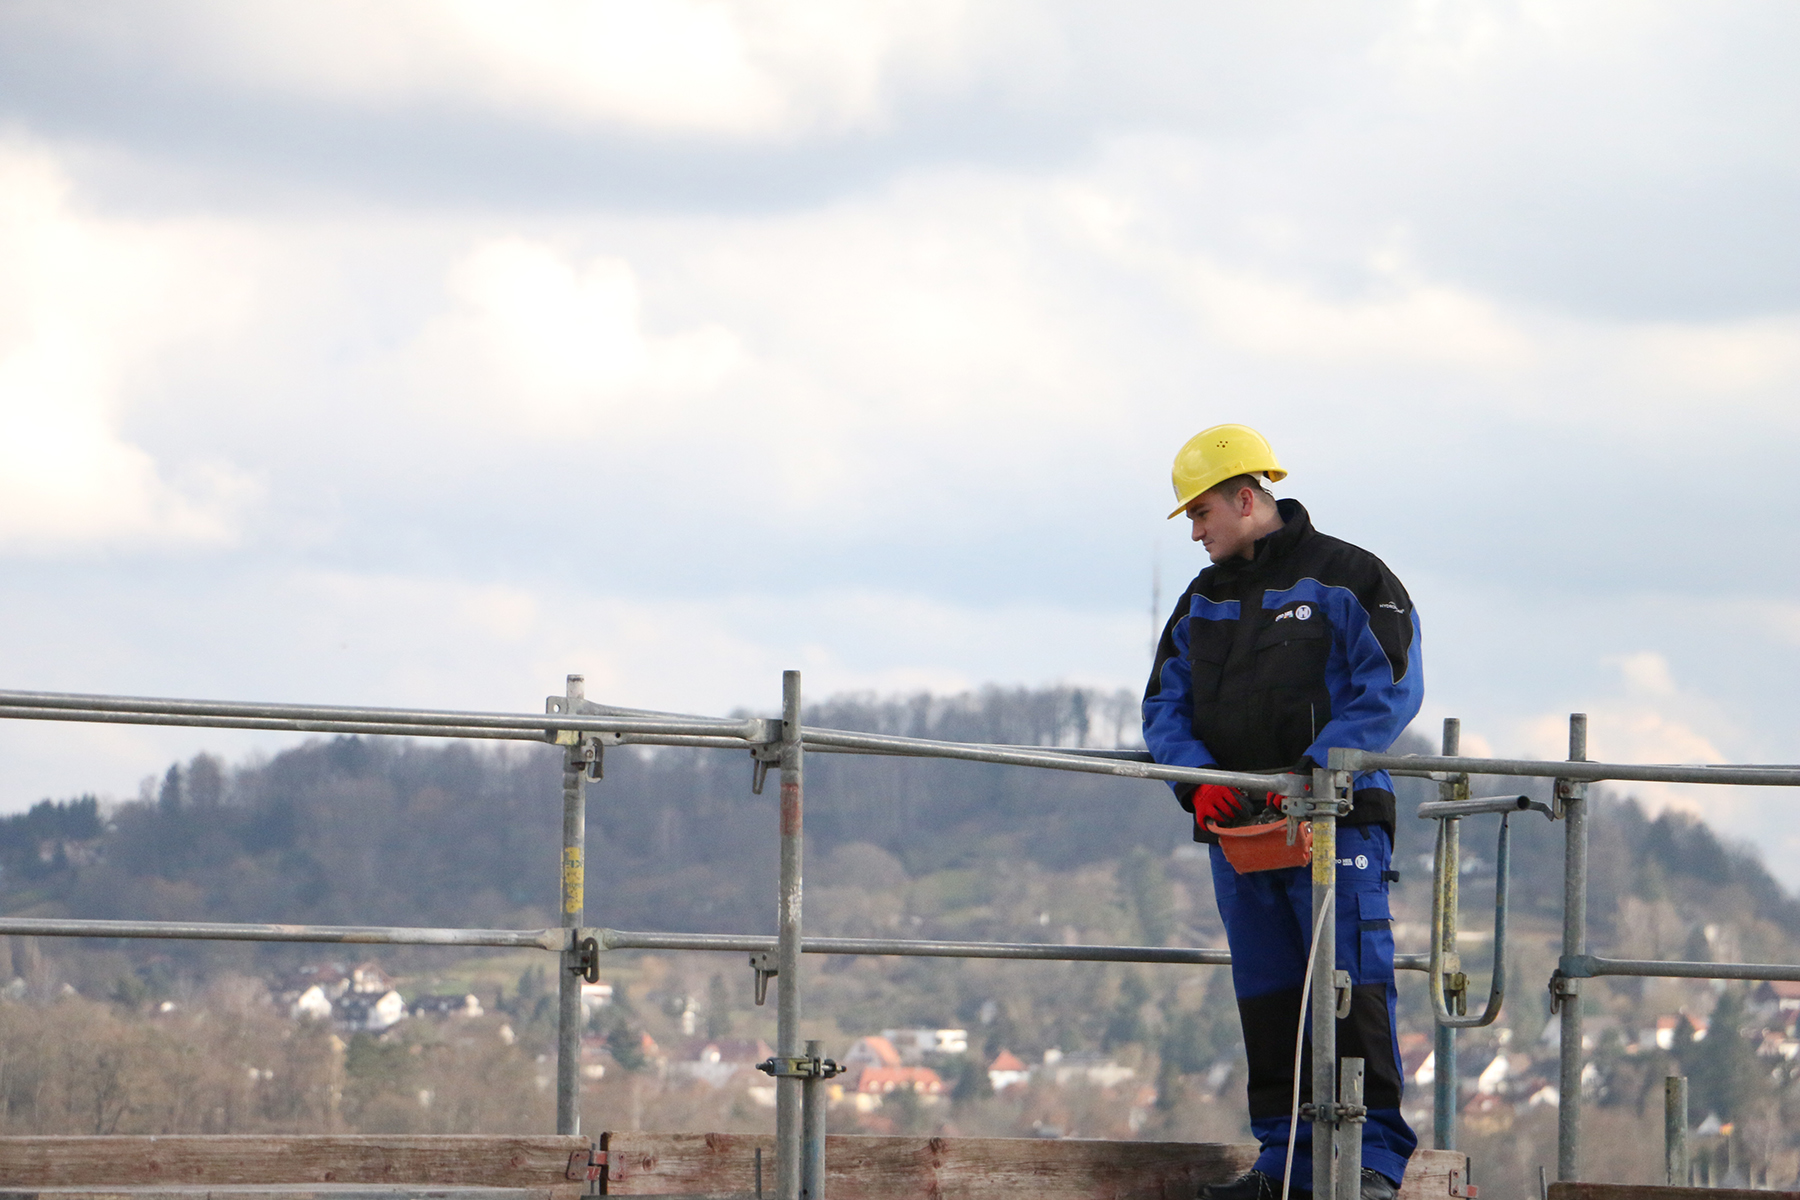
[{"x1": 1142, "y1": 424, "x2": 1422, "y2": 1200}]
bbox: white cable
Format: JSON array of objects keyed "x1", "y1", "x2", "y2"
[{"x1": 1281, "y1": 896, "x2": 1336, "y2": 1200}]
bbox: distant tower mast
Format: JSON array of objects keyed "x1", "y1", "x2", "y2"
[{"x1": 1150, "y1": 550, "x2": 1162, "y2": 664}]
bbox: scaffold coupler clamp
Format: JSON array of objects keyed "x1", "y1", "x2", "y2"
[
  {"x1": 750, "y1": 950, "x2": 776, "y2": 1005},
  {"x1": 1299, "y1": 1101, "x2": 1368, "y2": 1128},
  {"x1": 1439, "y1": 770, "x2": 1470, "y2": 803},
  {"x1": 571, "y1": 933, "x2": 601, "y2": 983},
  {"x1": 1553, "y1": 775, "x2": 1587, "y2": 819},
  {"x1": 758, "y1": 1053, "x2": 842, "y2": 1080},
  {"x1": 550, "y1": 724, "x2": 610, "y2": 781},
  {"x1": 1279, "y1": 771, "x2": 1350, "y2": 818},
  {"x1": 1547, "y1": 955, "x2": 1589, "y2": 1014}
]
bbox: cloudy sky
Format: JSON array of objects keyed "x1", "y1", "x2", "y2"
[{"x1": 1, "y1": 2, "x2": 1797, "y2": 876}]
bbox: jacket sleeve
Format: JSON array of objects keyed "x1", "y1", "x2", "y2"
[
  {"x1": 1142, "y1": 587, "x2": 1217, "y2": 809},
  {"x1": 1304, "y1": 559, "x2": 1423, "y2": 778}
]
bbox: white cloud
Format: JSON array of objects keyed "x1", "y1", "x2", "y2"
[
  {"x1": 409, "y1": 236, "x2": 741, "y2": 435},
  {"x1": 1052, "y1": 170, "x2": 1535, "y2": 369},
  {"x1": 1622, "y1": 317, "x2": 1800, "y2": 396},
  {"x1": 1512, "y1": 650, "x2": 1738, "y2": 824},
  {"x1": 1607, "y1": 650, "x2": 1678, "y2": 699},
  {"x1": 1177, "y1": 254, "x2": 1532, "y2": 368},
  {"x1": 1517, "y1": 650, "x2": 1724, "y2": 768},
  {"x1": 0, "y1": 144, "x2": 260, "y2": 551},
  {"x1": 141, "y1": 0, "x2": 988, "y2": 138}
]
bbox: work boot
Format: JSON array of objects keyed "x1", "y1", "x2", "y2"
[
  {"x1": 1198, "y1": 1170, "x2": 1308, "y2": 1200},
  {"x1": 1199, "y1": 1167, "x2": 1397, "y2": 1200},
  {"x1": 1359, "y1": 1169, "x2": 1399, "y2": 1200}
]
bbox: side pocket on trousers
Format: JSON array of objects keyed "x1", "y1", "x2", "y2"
[{"x1": 1356, "y1": 891, "x2": 1394, "y2": 984}]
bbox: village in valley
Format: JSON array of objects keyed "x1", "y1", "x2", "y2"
[
  {"x1": 265, "y1": 956, "x2": 1156, "y2": 1131},
  {"x1": 248, "y1": 946, "x2": 1800, "y2": 1167}
]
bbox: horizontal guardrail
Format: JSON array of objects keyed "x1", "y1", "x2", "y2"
[
  {"x1": 1563, "y1": 954, "x2": 1800, "y2": 983},
  {"x1": 599, "y1": 927, "x2": 1431, "y2": 971},
  {"x1": 0, "y1": 916, "x2": 565, "y2": 950},
  {"x1": 0, "y1": 688, "x2": 1300, "y2": 795},
  {"x1": 1336, "y1": 747, "x2": 1800, "y2": 788}
]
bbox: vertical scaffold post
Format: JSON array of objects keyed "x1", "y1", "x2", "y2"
[
  {"x1": 1338, "y1": 1056, "x2": 1365, "y2": 1200},
  {"x1": 1556, "y1": 713, "x2": 1589, "y2": 1181},
  {"x1": 1433, "y1": 717, "x2": 1460, "y2": 1151},
  {"x1": 556, "y1": 673, "x2": 588, "y2": 1136},
  {"x1": 1311, "y1": 766, "x2": 1341, "y2": 1200},
  {"x1": 802, "y1": 1037, "x2": 827, "y2": 1199},
  {"x1": 776, "y1": 671, "x2": 805, "y2": 1200},
  {"x1": 1665, "y1": 1075, "x2": 1689, "y2": 1186}
]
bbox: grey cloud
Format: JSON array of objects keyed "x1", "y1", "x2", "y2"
[{"x1": 5, "y1": 2, "x2": 1796, "y2": 319}]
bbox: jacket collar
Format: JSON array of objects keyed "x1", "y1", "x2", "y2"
[{"x1": 1215, "y1": 497, "x2": 1313, "y2": 577}]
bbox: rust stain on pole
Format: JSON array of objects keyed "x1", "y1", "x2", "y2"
[{"x1": 781, "y1": 780, "x2": 801, "y2": 837}]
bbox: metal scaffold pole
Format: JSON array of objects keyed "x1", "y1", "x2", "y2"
[
  {"x1": 1311, "y1": 766, "x2": 1340, "y2": 1200},
  {"x1": 1556, "y1": 714, "x2": 1589, "y2": 1181},
  {"x1": 557, "y1": 674, "x2": 590, "y2": 1136},
  {"x1": 802, "y1": 1037, "x2": 827, "y2": 1200},
  {"x1": 1434, "y1": 717, "x2": 1460, "y2": 1150},
  {"x1": 776, "y1": 670, "x2": 806, "y2": 1200},
  {"x1": 1665, "y1": 1075, "x2": 1689, "y2": 1186}
]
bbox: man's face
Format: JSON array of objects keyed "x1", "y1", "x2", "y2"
[{"x1": 1187, "y1": 487, "x2": 1259, "y2": 563}]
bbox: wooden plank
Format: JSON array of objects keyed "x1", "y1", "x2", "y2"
[
  {"x1": 0, "y1": 1188, "x2": 538, "y2": 1196},
  {"x1": 1402, "y1": 1149, "x2": 1470, "y2": 1200},
  {"x1": 601, "y1": 1132, "x2": 1467, "y2": 1199},
  {"x1": 0, "y1": 1137, "x2": 588, "y2": 1196},
  {"x1": 1550, "y1": 1185, "x2": 1800, "y2": 1200}
]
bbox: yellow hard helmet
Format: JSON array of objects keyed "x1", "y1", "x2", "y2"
[{"x1": 1167, "y1": 424, "x2": 1287, "y2": 518}]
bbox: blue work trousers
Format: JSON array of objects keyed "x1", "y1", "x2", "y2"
[{"x1": 1210, "y1": 824, "x2": 1416, "y2": 1187}]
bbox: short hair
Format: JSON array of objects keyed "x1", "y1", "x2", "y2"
[{"x1": 1204, "y1": 472, "x2": 1276, "y2": 504}]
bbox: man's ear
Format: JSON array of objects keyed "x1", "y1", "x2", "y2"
[{"x1": 1236, "y1": 486, "x2": 1257, "y2": 517}]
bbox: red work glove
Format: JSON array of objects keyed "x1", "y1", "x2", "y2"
[{"x1": 1193, "y1": 784, "x2": 1246, "y2": 827}]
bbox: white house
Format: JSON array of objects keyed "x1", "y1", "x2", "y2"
[
  {"x1": 879, "y1": 1027, "x2": 968, "y2": 1062},
  {"x1": 668, "y1": 1038, "x2": 773, "y2": 1089},
  {"x1": 1040, "y1": 1049, "x2": 1136, "y2": 1089},
  {"x1": 987, "y1": 1050, "x2": 1030, "y2": 1091},
  {"x1": 843, "y1": 1036, "x2": 902, "y2": 1070},
  {"x1": 580, "y1": 981, "x2": 614, "y2": 1021},
  {"x1": 290, "y1": 984, "x2": 333, "y2": 1021},
  {"x1": 411, "y1": 993, "x2": 485, "y2": 1018},
  {"x1": 336, "y1": 989, "x2": 408, "y2": 1032},
  {"x1": 350, "y1": 962, "x2": 395, "y2": 994}
]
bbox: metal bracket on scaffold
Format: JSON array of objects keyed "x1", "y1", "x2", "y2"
[
  {"x1": 747, "y1": 718, "x2": 783, "y2": 795},
  {"x1": 750, "y1": 950, "x2": 777, "y2": 1005}
]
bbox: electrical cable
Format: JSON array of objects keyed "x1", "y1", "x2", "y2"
[{"x1": 1281, "y1": 895, "x2": 1336, "y2": 1200}]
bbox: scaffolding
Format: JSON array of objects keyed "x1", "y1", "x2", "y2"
[{"x1": 1, "y1": 677, "x2": 1799, "y2": 1199}]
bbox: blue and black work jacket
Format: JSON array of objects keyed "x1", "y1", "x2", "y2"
[{"x1": 1142, "y1": 498, "x2": 1423, "y2": 841}]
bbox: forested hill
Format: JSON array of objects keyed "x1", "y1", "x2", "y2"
[{"x1": 1, "y1": 685, "x2": 1793, "y2": 971}]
